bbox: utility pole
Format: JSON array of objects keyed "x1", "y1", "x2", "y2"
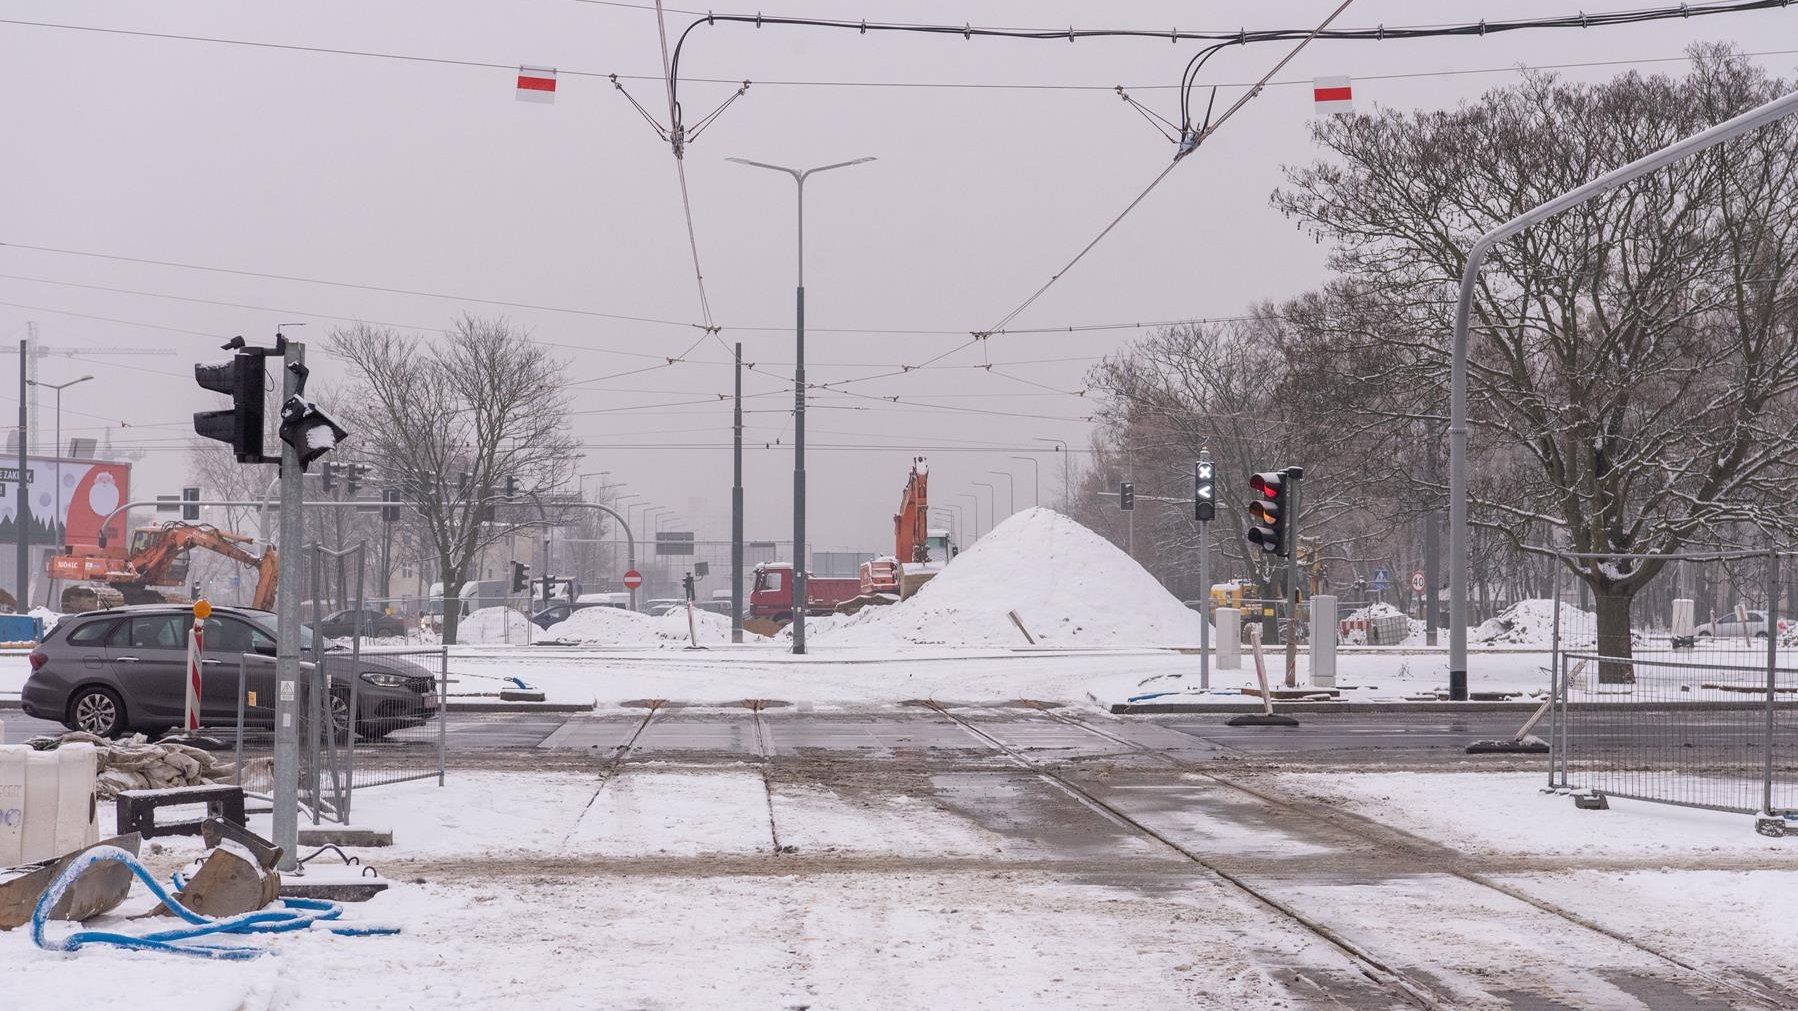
[
  {"x1": 272, "y1": 337, "x2": 304, "y2": 873},
  {"x1": 731, "y1": 341, "x2": 744, "y2": 644},
  {"x1": 13, "y1": 339, "x2": 29, "y2": 609}
]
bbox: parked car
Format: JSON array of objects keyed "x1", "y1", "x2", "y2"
[
  {"x1": 315, "y1": 608, "x2": 408, "y2": 639},
  {"x1": 644, "y1": 598, "x2": 686, "y2": 617},
  {"x1": 530, "y1": 600, "x2": 609, "y2": 630},
  {"x1": 1694, "y1": 610, "x2": 1788, "y2": 638},
  {"x1": 21, "y1": 604, "x2": 437, "y2": 740}
]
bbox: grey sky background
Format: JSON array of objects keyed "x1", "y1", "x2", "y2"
[{"x1": 3, "y1": 1, "x2": 1793, "y2": 554}]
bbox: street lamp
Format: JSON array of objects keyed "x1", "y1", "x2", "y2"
[
  {"x1": 728, "y1": 153, "x2": 877, "y2": 656},
  {"x1": 1010, "y1": 457, "x2": 1040, "y2": 509},
  {"x1": 26, "y1": 374, "x2": 93, "y2": 557},
  {"x1": 986, "y1": 470, "x2": 1015, "y2": 519},
  {"x1": 972, "y1": 482, "x2": 996, "y2": 538},
  {"x1": 958, "y1": 494, "x2": 981, "y2": 541},
  {"x1": 1032, "y1": 438, "x2": 1069, "y2": 505}
]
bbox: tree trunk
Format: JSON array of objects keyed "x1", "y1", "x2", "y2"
[
  {"x1": 1594, "y1": 585, "x2": 1635, "y2": 684},
  {"x1": 439, "y1": 561, "x2": 464, "y2": 647}
]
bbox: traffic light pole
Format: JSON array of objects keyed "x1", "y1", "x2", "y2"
[
  {"x1": 1285, "y1": 468, "x2": 1303, "y2": 689},
  {"x1": 15, "y1": 339, "x2": 29, "y2": 609},
  {"x1": 1198, "y1": 514, "x2": 1211, "y2": 690},
  {"x1": 732, "y1": 341, "x2": 744, "y2": 645},
  {"x1": 272, "y1": 340, "x2": 304, "y2": 873}
]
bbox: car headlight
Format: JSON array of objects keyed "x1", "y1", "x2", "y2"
[{"x1": 360, "y1": 671, "x2": 411, "y2": 688}]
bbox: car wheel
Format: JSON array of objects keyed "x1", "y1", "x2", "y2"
[
  {"x1": 327, "y1": 690, "x2": 354, "y2": 743},
  {"x1": 68, "y1": 687, "x2": 127, "y2": 738},
  {"x1": 1755, "y1": 631, "x2": 1769, "y2": 640},
  {"x1": 1696, "y1": 629, "x2": 1712, "y2": 637}
]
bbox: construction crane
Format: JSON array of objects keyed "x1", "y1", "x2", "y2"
[{"x1": 23, "y1": 322, "x2": 179, "y2": 453}]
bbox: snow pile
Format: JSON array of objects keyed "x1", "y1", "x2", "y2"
[
  {"x1": 457, "y1": 606, "x2": 533, "y2": 644},
  {"x1": 28, "y1": 607, "x2": 63, "y2": 634},
  {"x1": 539, "y1": 604, "x2": 756, "y2": 646},
  {"x1": 803, "y1": 508, "x2": 1205, "y2": 647},
  {"x1": 1472, "y1": 598, "x2": 1591, "y2": 645}
]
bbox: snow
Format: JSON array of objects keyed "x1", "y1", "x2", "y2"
[
  {"x1": 802, "y1": 508, "x2": 1206, "y2": 647},
  {"x1": 1472, "y1": 598, "x2": 1592, "y2": 645},
  {"x1": 535, "y1": 604, "x2": 752, "y2": 647},
  {"x1": 454, "y1": 606, "x2": 531, "y2": 644}
]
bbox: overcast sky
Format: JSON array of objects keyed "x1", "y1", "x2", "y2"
[{"x1": 3, "y1": 1, "x2": 1793, "y2": 554}]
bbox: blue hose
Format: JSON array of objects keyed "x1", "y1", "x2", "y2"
[{"x1": 31, "y1": 845, "x2": 399, "y2": 960}]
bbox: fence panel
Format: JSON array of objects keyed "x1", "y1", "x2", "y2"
[{"x1": 1549, "y1": 550, "x2": 1797, "y2": 829}]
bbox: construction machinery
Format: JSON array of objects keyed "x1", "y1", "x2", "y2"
[
  {"x1": 859, "y1": 456, "x2": 955, "y2": 600},
  {"x1": 48, "y1": 521, "x2": 279, "y2": 613}
]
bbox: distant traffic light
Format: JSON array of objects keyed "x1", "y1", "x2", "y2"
[
  {"x1": 1119, "y1": 481, "x2": 1135, "y2": 511},
  {"x1": 1247, "y1": 470, "x2": 1290, "y2": 556},
  {"x1": 182, "y1": 486, "x2": 201, "y2": 522},
  {"x1": 1193, "y1": 461, "x2": 1215, "y2": 522},
  {"x1": 347, "y1": 463, "x2": 370, "y2": 495},
  {"x1": 382, "y1": 489, "x2": 402, "y2": 523},
  {"x1": 503, "y1": 475, "x2": 520, "y2": 501},
  {"x1": 511, "y1": 560, "x2": 530, "y2": 593},
  {"x1": 193, "y1": 351, "x2": 267, "y2": 463},
  {"x1": 319, "y1": 461, "x2": 339, "y2": 492}
]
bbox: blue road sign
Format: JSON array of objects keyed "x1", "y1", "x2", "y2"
[{"x1": 1371, "y1": 568, "x2": 1391, "y2": 591}]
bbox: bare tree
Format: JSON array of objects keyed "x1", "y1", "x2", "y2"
[
  {"x1": 1273, "y1": 46, "x2": 1798, "y2": 677},
  {"x1": 329, "y1": 316, "x2": 578, "y2": 644}
]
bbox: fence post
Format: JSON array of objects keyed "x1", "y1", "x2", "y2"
[
  {"x1": 438, "y1": 645, "x2": 448, "y2": 786},
  {"x1": 1764, "y1": 551, "x2": 1780, "y2": 816}
]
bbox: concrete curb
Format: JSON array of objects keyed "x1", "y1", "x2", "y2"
[
  {"x1": 444, "y1": 700, "x2": 591, "y2": 714},
  {"x1": 1112, "y1": 701, "x2": 1537, "y2": 715}
]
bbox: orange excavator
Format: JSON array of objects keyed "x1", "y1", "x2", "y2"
[
  {"x1": 859, "y1": 457, "x2": 955, "y2": 600},
  {"x1": 48, "y1": 521, "x2": 279, "y2": 613}
]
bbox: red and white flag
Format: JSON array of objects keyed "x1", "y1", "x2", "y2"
[
  {"x1": 516, "y1": 65, "x2": 557, "y2": 103},
  {"x1": 1313, "y1": 76, "x2": 1353, "y2": 116}
]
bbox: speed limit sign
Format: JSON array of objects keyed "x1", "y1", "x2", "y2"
[{"x1": 1410, "y1": 570, "x2": 1427, "y2": 593}]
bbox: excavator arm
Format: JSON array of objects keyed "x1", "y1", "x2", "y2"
[{"x1": 122, "y1": 523, "x2": 264, "y2": 585}]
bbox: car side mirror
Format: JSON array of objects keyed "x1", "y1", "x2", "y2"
[{"x1": 253, "y1": 640, "x2": 276, "y2": 656}]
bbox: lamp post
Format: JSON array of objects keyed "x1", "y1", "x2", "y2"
[
  {"x1": 26, "y1": 375, "x2": 93, "y2": 563},
  {"x1": 972, "y1": 482, "x2": 995, "y2": 540},
  {"x1": 1009, "y1": 456, "x2": 1040, "y2": 508},
  {"x1": 986, "y1": 470, "x2": 1015, "y2": 520},
  {"x1": 727, "y1": 153, "x2": 877, "y2": 656},
  {"x1": 958, "y1": 494, "x2": 981, "y2": 542},
  {"x1": 1032, "y1": 437, "x2": 1070, "y2": 505}
]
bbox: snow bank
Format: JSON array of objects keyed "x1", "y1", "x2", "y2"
[
  {"x1": 456, "y1": 606, "x2": 532, "y2": 644},
  {"x1": 804, "y1": 508, "x2": 1205, "y2": 647},
  {"x1": 539, "y1": 603, "x2": 755, "y2": 646},
  {"x1": 1472, "y1": 598, "x2": 1591, "y2": 645}
]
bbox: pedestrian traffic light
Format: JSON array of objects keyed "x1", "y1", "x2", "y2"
[
  {"x1": 511, "y1": 560, "x2": 530, "y2": 593},
  {"x1": 319, "y1": 461, "x2": 339, "y2": 492},
  {"x1": 1193, "y1": 462, "x2": 1215, "y2": 522},
  {"x1": 277, "y1": 395, "x2": 348, "y2": 471},
  {"x1": 382, "y1": 489, "x2": 401, "y2": 523},
  {"x1": 1246, "y1": 470, "x2": 1289, "y2": 556},
  {"x1": 1119, "y1": 481, "x2": 1135, "y2": 511},
  {"x1": 193, "y1": 349, "x2": 267, "y2": 463}
]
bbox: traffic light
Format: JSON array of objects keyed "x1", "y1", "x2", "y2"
[
  {"x1": 503, "y1": 475, "x2": 520, "y2": 501},
  {"x1": 277, "y1": 395, "x2": 348, "y2": 471},
  {"x1": 382, "y1": 489, "x2": 401, "y2": 522},
  {"x1": 511, "y1": 560, "x2": 530, "y2": 593},
  {"x1": 1246, "y1": 470, "x2": 1290, "y2": 556},
  {"x1": 1119, "y1": 481, "x2": 1135, "y2": 511},
  {"x1": 1193, "y1": 462, "x2": 1215, "y2": 522},
  {"x1": 320, "y1": 461, "x2": 339, "y2": 492},
  {"x1": 347, "y1": 463, "x2": 369, "y2": 495},
  {"x1": 182, "y1": 486, "x2": 201, "y2": 522},
  {"x1": 193, "y1": 351, "x2": 267, "y2": 463}
]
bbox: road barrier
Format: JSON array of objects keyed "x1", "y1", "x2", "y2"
[{"x1": 1548, "y1": 550, "x2": 1797, "y2": 834}]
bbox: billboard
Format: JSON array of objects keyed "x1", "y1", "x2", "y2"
[{"x1": 0, "y1": 457, "x2": 131, "y2": 548}]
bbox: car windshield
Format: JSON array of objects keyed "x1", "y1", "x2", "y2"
[{"x1": 246, "y1": 612, "x2": 317, "y2": 650}]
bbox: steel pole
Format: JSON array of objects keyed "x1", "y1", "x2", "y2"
[
  {"x1": 793, "y1": 174, "x2": 807, "y2": 655},
  {"x1": 988, "y1": 471, "x2": 1015, "y2": 518},
  {"x1": 732, "y1": 341, "x2": 744, "y2": 644},
  {"x1": 15, "y1": 340, "x2": 29, "y2": 608},
  {"x1": 1011, "y1": 457, "x2": 1040, "y2": 508},
  {"x1": 1199, "y1": 510, "x2": 1211, "y2": 690},
  {"x1": 273, "y1": 339, "x2": 304, "y2": 872},
  {"x1": 1448, "y1": 86, "x2": 1798, "y2": 703}
]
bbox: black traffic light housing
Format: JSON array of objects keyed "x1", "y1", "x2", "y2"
[
  {"x1": 503, "y1": 475, "x2": 520, "y2": 501},
  {"x1": 1193, "y1": 461, "x2": 1215, "y2": 522},
  {"x1": 347, "y1": 463, "x2": 370, "y2": 495},
  {"x1": 1119, "y1": 481, "x2": 1135, "y2": 511},
  {"x1": 277, "y1": 395, "x2": 349, "y2": 471},
  {"x1": 320, "y1": 461, "x2": 340, "y2": 492},
  {"x1": 511, "y1": 560, "x2": 530, "y2": 593},
  {"x1": 1247, "y1": 469, "x2": 1292, "y2": 556},
  {"x1": 193, "y1": 351, "x2": 269, "y2": 463},
  {"x1": 382, "y1": 489, "x2": 402, "y2": 522}
]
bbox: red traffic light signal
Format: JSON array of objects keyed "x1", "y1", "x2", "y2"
[{"x1": 1246, "y1": 470, "x2": 1289, "y2": 556}]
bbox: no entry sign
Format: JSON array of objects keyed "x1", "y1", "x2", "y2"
[{"x1": 622, "y1": 570, "x2": 643, "y2": 590}]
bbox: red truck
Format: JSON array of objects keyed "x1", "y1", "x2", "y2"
[{"x1": 749, "y1": 562, "x2": 861, "y2": 622}]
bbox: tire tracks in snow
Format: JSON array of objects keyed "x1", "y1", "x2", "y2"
[{"x1": 559, "y1": 699, "x2": 663, "y2": 848}]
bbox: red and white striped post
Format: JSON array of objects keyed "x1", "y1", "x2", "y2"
[{"x1": 185, "y1": 599, "x2": 212, "y2": 734}]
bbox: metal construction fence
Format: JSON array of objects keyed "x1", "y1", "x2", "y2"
[{"x1": 1548, "y1": 550, "x2": 1798, "y2": 832}]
